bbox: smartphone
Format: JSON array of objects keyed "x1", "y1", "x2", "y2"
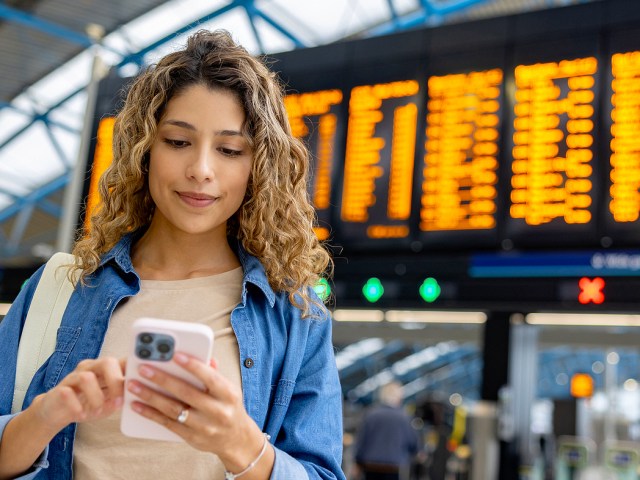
[{"x1": 120, "y1": 317, "x2": 214, "y2": 442}]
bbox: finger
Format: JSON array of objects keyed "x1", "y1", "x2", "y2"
[
  {"x1": 103, "y1": 395, "x2": 124, "y2": 412},
  {"x1": 73, "y1": 359, "x2": 111, "y2": 393},
  {"x1": 55, "y1": 385, "x2": 87, "y2": 422},
  {"x1": 173, "y1": 353, "x2": 234, "y2": 402},
  {"x1": 66, "y1": 371, "x2": 105, "y2": 411},
  {"x1": 76, "y1": 357, "x2": 125, "y2": 395},
  {"x1": 96, "y1": 357, "x2": 125, "y2": 400},
  {"x1": 137, "y1": 364, "x2": 211, "y2": 408},
  {"x1": 127, "y1": 379, "x2": 186, "y2": 423},
  {"x1": 130, "y1": 400, "x2": 191, "y2": 439}
]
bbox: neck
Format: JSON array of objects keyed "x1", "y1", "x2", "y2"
[{"x1": 131, "y1": 224, "x2": 240, "y2": 280}]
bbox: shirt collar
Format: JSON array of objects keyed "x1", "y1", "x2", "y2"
[
  {"x1": 99, "y1": 232, "x2": 138, "y2": 274},
  {"x1": 232, "y1": 238, "x2": 276, "y2": 307}
]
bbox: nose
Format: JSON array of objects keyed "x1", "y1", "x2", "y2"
[{"x1": 186, "y1": 147, "x2": 214, "y2": 182}]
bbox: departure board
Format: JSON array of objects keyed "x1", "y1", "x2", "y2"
[
  {"x1": 283, "y1": 89, "x2": 344, "y2": 240},
  {"x1": 84, "y1": 116, "x2": 115, "y2": 229},
  {"x1": 609, "y1": 51, "x2": 640, "y2": 224},
  {"x1": 339, "y1": 80, "x2": 420, "y2": 242},
  {"x1": 419, "y1": 68, "x2": 502, "y2": 235},
  {"x1": 603, "y1": 34, "x2": 640, "y2": 245},
  {"x1": 278, "y1": 9, "x2": 640, "y2": 253},
  {"x1": 507, "y1": 57, "x2": 599, "y2": 234}
]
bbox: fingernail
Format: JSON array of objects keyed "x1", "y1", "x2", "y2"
[
  {"x1": 139, "y1": 366, "x2": 154, "y2": 378},
  {"x1": 128, "y1": 382, "x2": 142, "y2": 394},
  {"x1": 174, "y1": 353, "x2": 188, "y2": 365},
  {"x1": 132, "y1": 403, "x2": 143, "y2": 413}
]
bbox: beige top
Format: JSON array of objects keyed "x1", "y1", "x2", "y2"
[{"x1": 73, "y1": 268, "x2": 243, "y2": 480}]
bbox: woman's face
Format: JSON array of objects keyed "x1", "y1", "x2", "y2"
[{"x1": 147, "y1": 84, "x2": 252, "y2": 240}]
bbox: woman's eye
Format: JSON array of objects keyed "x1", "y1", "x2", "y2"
[
  {"x1": 220, "y1": 147, "x2": 242, "y2": 157},
  {"x1": 164, "y1": 139, "x2": 189, "y2": 148}
]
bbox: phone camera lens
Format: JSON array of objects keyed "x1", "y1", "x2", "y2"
[
  {"x1": 140, "y1": 333, "x2": 153, "y2": 344},
  {"x1": 138, "y1": 348, "x2": 151, "y2": 358},
  {"x1": 157, "y1": 343, "x2": 171, "y2": 354}
]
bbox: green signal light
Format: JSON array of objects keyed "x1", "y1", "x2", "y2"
[
  {"x1": 314, "y1": 278, "x2": 331, "y2": 301},
  {"x1": 362, "y1": 277, "x2": 384, "y2": 303},
  {"x1": 419, "y1": 277, "x2": 441, "y2": 303}
]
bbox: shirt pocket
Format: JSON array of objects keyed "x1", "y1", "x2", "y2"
[{"x1": 44, "y1": 326, "x2": 82, "y2": 389}]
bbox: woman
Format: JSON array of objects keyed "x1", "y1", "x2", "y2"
[{"x1": 0, "y1": 30, "x2": 345, "y2": 480}]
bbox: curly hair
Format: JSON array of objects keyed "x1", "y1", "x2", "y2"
[{"x1": 73, "y1": 30, "x2": 332, "y2": 317}]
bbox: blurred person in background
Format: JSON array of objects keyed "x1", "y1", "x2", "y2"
[{"x1": 353, "y1": 381, "x2": 421, "y2": 480}]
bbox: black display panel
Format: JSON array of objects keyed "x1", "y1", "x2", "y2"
[
  {"x1": 282, "y1": 80, "x2": 345, "y2": 241},
  {"x1": 270, "y1": 0, "x2": 640, "y2": 312},
  {"x1": 271, "y1": 0, "x2": 640, "y2": 255},
  {"x1": 501, "y1": 34, "x2": 602, "y2": 247},
  {"x1": 338, "y1": 67, "x2": 423, "y2": 248},
  {"x1": 602, "y1": 27, "x2": 640, "y2": 246},
  {"x1": 417, "y1": 48, "x2": 506, "y2": 249}
]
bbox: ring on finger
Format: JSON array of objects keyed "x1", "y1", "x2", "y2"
[{"x1": 177, "y1": 407, "x2": 190, "y2": 424}]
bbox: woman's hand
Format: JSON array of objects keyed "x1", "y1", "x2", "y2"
[
  {"x1": 127, "y1": 353, "x2": 274, "y2": 477},
  {"x1": 31, "y1": 357, "x2": 125, "y2": 434},
  {"x1": 0, "y1": 357, "x2": 124, "y2": 480}
]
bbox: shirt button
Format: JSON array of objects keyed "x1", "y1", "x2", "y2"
[{"x1": 244, "y1": 358, "x2": 254, "y2": 368}]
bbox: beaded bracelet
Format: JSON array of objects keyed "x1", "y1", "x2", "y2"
[{"x1": 224, "y1": 433, "x2": 271, "y2": 480}]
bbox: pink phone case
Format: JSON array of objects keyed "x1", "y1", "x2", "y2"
[{"x1": 120, "y1": 317, "x2": 214, "y2": 442}]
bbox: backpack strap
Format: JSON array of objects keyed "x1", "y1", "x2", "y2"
[{"x1": 12, "y1": 252, "x2": 78, "y2": 414}]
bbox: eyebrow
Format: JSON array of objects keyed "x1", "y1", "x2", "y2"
[{"x1": 163, "y1": 119, "x2": 244, "y2": 137}]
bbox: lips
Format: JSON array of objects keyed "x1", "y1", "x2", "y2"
[{"x1": 177, "y1": 191, "x2": 218, "y2": 207}]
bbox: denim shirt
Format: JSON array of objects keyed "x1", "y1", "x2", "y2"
[{"x1": 0, "y1": 234, "x2": 345, "y2": 480}]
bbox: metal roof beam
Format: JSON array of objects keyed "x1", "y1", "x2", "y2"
[
  {"x1": 35, "y1": 198, "x2": 63, "y2": 218},
  {"x1": 6, "y1": 203, "x2": 35, "y2": 255},
  {"x1": 242, "y1": 0, "x2": 266, "y2": 54},
  {"x1": 247, "y1": 4, "x2": 306, "y2": 49},
  {"x1": 119, "y1": 0, "x2": 307, "y2": 68},
  {"x1": 0, "y1": 86, "x2": 86, "y2": 152},
  {"x1": 386, "y1": 0, "x2": 401, "y2": 29},
  {"x1": 0, "y1": 186, "x2": 18, "y2": 200},
  {"x1": 0, "y1": 3, "x2": 93, "y2": 48},
  {"x1": 0, "y1": 4, "x2": 123, "y2": 58},
  {"x1": 42, "y1": 121, "x2": 73, "y2": 170},
  {"x1": 118, "y1": 1, "x2": 244, "y2": 67},
  {"x1": 367, "y1": 0, "x2": 491, "y2": 35},
  {"x1": 420, "y1": 0, "x2": 490, "y2": 16},
  {"x1": 0, "y1": 102, "x2": 80, "y2": 134},
  {"x1": 0, "y1": 173, "x2": 69, "y2": 223}
]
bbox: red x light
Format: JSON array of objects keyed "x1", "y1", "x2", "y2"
[{"x1": 578, "y1": 277, "x2": 605, "y2": 304}]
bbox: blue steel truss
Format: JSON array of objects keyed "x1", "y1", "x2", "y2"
[{"x1": 0, "y1": 0, "x2": 494, "y2": 259}]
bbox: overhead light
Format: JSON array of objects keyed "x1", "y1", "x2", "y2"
[
  {"x1": 332, "y1": 309, "x2": 384, "y2": 322},
  {"x1": 526, "y1": 313, "x2": 640, "y2": 326},
  {"x1": 385, "y1": 310, "x2": 487, "y2": 324},
  {"x1": 0, "y1": 303, "x2": 12, "y2": 316}
]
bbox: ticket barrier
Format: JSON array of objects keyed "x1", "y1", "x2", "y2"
[
  {"x1": 604, "y1": 441, "x2": 640, "y2": 480},
  {"x1": 555, "y1": 437, "x2": 595, "y2": 480}
]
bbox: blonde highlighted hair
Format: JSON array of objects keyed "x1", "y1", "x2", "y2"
[{"x1": 73, "y1": 30, "x2": 332, "y2": 317}]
